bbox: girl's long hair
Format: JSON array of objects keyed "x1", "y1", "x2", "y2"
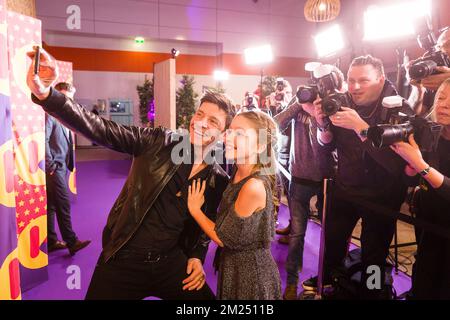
[{"x1": 235, "y1": 111, "x2": 279, "y2": 210}]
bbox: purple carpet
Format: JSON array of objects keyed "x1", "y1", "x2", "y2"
[{"x1": 22, "y1": 160, "x2": 411, "y2": 300}]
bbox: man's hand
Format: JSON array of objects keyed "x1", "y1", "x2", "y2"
[
  {"x1": 421, "y1": 66, "x2": 450, "y2": 91},
  {"x1": 329, "y1": 107, "x2": 369, "y2": 139},
  {"x1": 182, "y1": 258, "x2": 206, "y2": 291},
  {"x1": 312, "y1": 98, "x2": 328, "y2": 128},
  {"x1": 26, "y1": 47, "x2": 59, "y2": 101}
]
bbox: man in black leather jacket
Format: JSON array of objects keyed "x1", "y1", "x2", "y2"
[{"x1": 26, "y1": 48, "x2": 233, "y2": 300}]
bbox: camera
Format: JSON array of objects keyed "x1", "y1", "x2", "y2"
[
  {"x1": 296, "y1": 64, "x2": 351, "y2": 116},
  {"x1": 243, "y1": 93, "x2": 258, "y2": 111},
  {"x1": 296, "y1": 85, "x2": 318, "y2": 104},
  {"x1": 409, "y1": 19, "x2": 450, "y2": 81},
  {"x1": 367, "y1": 96, "x2": 442, "y2": 153},
  {"x1": 275, "y1": 92, "x2": 285, "y2": 102}
]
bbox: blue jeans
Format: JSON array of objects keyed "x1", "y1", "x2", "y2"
[{"x1": 286, "y1": 180, "x2": 322, "y2": 286}]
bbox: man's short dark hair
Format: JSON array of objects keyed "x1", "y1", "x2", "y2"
[
  {"x1": 54, "y1": 82, "x2": 74, "y2": 92},
  {"x1": 200, "y1": 90, "x2": 235, "y2": 129},
  {"x1": 350, "y1": 55, "x2": 385, "y2": 78}
]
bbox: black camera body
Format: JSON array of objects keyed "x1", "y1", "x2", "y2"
[
  {"x1": 367, "y1": 96, "x2": 442, "y2": 153},
  {"x1": 409, "y1": 50, "x2": 450, "y2": 81},
  {"x1": 296, "y1": 64, "x2": 350, "y2": 116},
  {"x1": 409, "y1": 19, "x2": 450, "y2": 81},
  {"x1": 321, "y1": 91, "x2": 352, "y2": 117}
]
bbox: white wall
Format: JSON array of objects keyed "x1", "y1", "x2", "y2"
[{"x1": 36, "y1": 0, "x2": 317, "y2": 58}]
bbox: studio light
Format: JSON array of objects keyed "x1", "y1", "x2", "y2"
[
  {"x1": 363, "y1": 0, "x2": 432, "y2": 41},
  {"x1": 314, "y1": 24, "x2": 345, "y2": 58},
  {"x1": 171, "y1": 48, "x2": 180, "y2": 59},
  {"x1": 213, "y1": 70, "x2": 230, "y2": 81},
  {"x1": 244, "y1": 45, "x2": 273, "y2": 65}
]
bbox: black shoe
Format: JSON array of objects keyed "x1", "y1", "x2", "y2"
[
  {"x1": 276, "y1": 224, "x2": 291, "y2": 236},
  {"x1": 302, "y1": 276, "x2": 332, "y2": 291},
  {"x1": 68, "y1": 240, "x2": 91, "y2": 256},
  {"x1": 48, "y1": 240, "x2": 67, "y2": 252}
]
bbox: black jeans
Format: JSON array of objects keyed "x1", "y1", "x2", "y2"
[
  {"x1": 85, "y1": 247, "x2": 215, "y2": 300},
  {"x1": 46, "y1": 164, "x2": 77, "y2": 247},
  {"x1": 323, "y1": 186, "x2": 398, "y2": 299}
]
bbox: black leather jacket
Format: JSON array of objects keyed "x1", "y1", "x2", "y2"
[{"x1": 32, "y1": 88, "x2": 229, "y2": 264}]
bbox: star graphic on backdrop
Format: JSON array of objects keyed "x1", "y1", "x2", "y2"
[
  {"x1": 24, "y1": 209, "x2": 30, "y2": 216},
  {"x1": 18, "y1": 221, "x2": 25, "y2": 228},
  {"x1": 24, "y1": 189, "x2": 30, "y2": 195},
  {"x1": 18, "y1": 200, "x2": 24, "y2": 207},
  {"x1": 34, "y1": 207, "x2": 40, "y2": 213}
]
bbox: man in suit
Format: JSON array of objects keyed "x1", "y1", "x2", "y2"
[{"x1": 46, "y1": 82, "x2": 91, "y2": 255}]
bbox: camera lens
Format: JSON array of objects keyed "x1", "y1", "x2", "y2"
[
  {"x1": 296, "y1": 86, "x2": 317, "y2": 104},
  {"x1": 409, "y1": 60, "x2": 438, "y2": 80},
  {"x1": 367, "y1": 123, "x2": 414, "y2": 148}
]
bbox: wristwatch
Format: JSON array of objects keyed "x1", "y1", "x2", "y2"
[
  {"x1": 359, "y1": 128, "x2": 369, "y2": 139},
  {"x1": 419, "y1": 166, "x2": 431, "y2": 177}
]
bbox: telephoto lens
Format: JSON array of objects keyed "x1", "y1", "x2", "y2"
[
  {"x1": 409, "y1": 60, "x2": 438, "y2": 80},
  {"x1": 296, "y1": 85, "x2": 318, "y2": 104},
  {"x1": 367, "y1": 123, "x2": 414, "y2": 148}
]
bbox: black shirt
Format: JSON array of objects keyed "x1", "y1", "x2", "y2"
[
  {"x1": 331, "y1": 81, "x2": 408, "y2": 197},
  {"x1": 420, "y1": 137, "x2": 450, "y2": 224},
  {"x1": 125, "y1": 145, "x2": 211, "y2": 253}
]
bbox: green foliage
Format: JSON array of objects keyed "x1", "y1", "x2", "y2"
[
  {"x1": 176, "y1": 75, "x2": 199, "y2": 129},
  {"x1": 136, "y1": 77, "x2": 154, "y2": 126},
  {"x1": 262, "y1": 75, "x2": 278, "y2": 100}
]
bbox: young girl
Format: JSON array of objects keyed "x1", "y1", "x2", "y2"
[{"x1": 187, "y1": 111, "x2": 282, "y2": 300}]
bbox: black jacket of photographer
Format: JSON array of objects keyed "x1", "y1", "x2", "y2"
[
  {"x1": 413, "y1": 137, "x2": 450, "y2": 298},
  {"x1": 32, "y1": 88, "x2": 228, "y2": 264},
  {"x1": 326, "y1": 80, "x2": 411, "y2": 202}
]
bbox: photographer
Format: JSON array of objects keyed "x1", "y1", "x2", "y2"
[
  {"x1": 391, "y1": 79, "x2": 450, "y2": 299},
  {"x1": 269, "y1": 78, "x2": 293, "y2": 116},
  {"x1": 408, "y1": 27, "x2": 450, "y2": 115},
  {"x1": 309, "y1": 55, "x2": 411, "y2": 299},
  {"x1": 241, "y1": 92, "x2": 260, "y2": 113},
  {"x1": 274, "y1": 68, "x2": 337, "y2": 299}
]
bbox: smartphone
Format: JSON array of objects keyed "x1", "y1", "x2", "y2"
[{"x1": 33, "y1": 46, "x2": 40, "y2": 75}]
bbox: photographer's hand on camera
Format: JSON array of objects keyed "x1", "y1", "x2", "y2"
[
  {"x1": 391, "y1": 134, "x2": 445, "y2": 189},
  {"x1": 329, "y1": 106, "x2": 370, "y2": 142},
  {"x1": 421, "y1": 66, "x2": 450, "y2": 91},
  {"x1": 26, "y1": 47, "x2": 59, "y2": 101},
  {"x1": 312, "y1": 98, "x2": 334, "y2": 145}
]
